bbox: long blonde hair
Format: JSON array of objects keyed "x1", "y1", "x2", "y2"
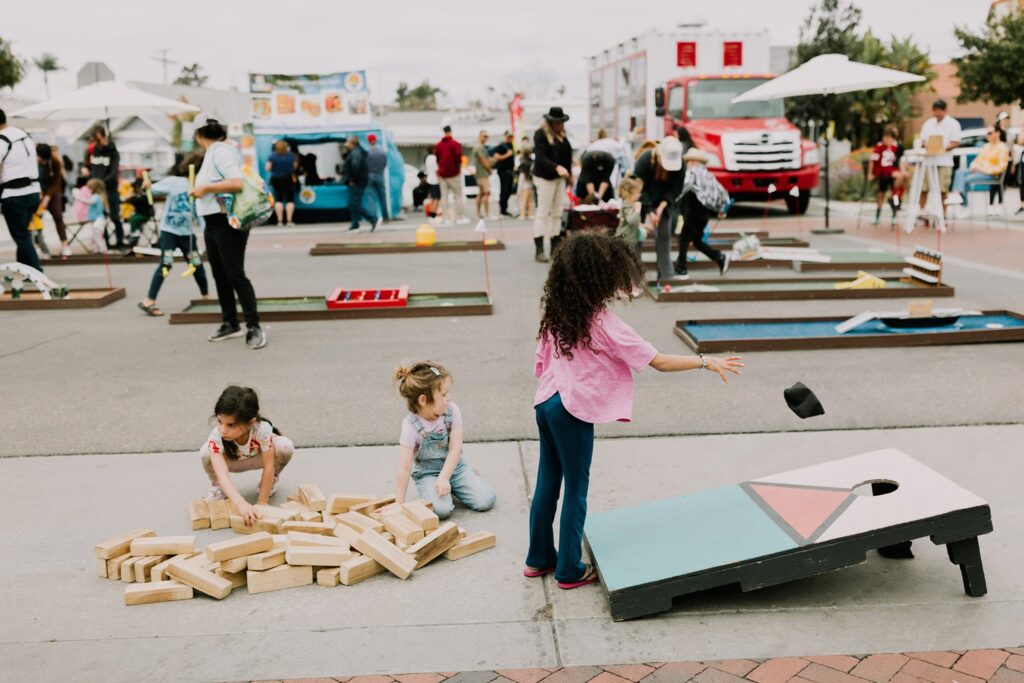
[
  {"x1": 634, "y1": 140, "x2": 657, "y2": 160},
  {"x1": 85, "y1": 179, "x2": 109, "y2": 211},
  {"x1": 541, "y1": 120, "x2": 566, "y2": 145},
  {"x1": 394, "y1": 360, "x2": 450, "y2": 413}
]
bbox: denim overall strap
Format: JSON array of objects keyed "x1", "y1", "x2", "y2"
[{"x1": 410, "y1": 406, "x2": 454, "y2": 477}]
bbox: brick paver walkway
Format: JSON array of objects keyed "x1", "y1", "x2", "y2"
[{"x1": 258, "y1": 646, "x2": 1024, "y2": 683}]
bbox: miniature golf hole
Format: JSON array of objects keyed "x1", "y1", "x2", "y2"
[{"x1": 852, "y1": 479, "x2": 899, "y2": 497}]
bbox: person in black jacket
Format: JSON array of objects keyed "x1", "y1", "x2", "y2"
[
  {"x1": 84, "y1": 126, "x2": 126, "y2": 250},
  {"x1": 341, "y1": 136, "x2": 379, "y2": 232},
  {"x1": 531, "y1": 107, "x2": 573, "y2": 262},
  {"x1": 633, "y1": 136, "x2": 685, "y2": 281},
  {"x1": 574, "y1": 149, "x2": 615, "y2": 202}
]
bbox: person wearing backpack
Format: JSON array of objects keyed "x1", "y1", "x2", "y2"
[
  {"x1": 188, "y1": 114, "x2": 266, "y2": 350},
  {"x1": 0, "y1": 108, "x2": 44, "y2": 271},
  {"x1": 674, "y1": 147, "x2": 730, "y2": 279}
]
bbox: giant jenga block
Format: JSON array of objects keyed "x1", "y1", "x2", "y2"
[
  {"x1": 95, "y1": 529, "x2": 156, "y2": 559},
  {"x1": 281, "y1": 520, "x2": 334, "y2": 535},
  {"x1": 405, "y1": 522, "x2": 460, "y2": 569},
  {"x1": 350, "y1": 496, "x2": 396, "y2": 518},
  {"x1": 96, "y1": 558, "x2": 108, "y2": 578},
  {"x1": 215, "y1": 568, "x2": 247, "y2": 589},
  {"x1": 285, "y1": 546, "x2": 353, "y2": 567},
  {"x1": 130, "y1": 536, "x2": 196, "y2": 557},
  {"x1": 287, "y1": 531, "x2": 348, "y2": 549},
  {"x1": 230, "y1": 515, "x2": 283, "y2": 535},
  {"x1": 383, "y1": 514, "x2": 425, "y2": 545},
  {"x1": 121, "y1": 556, "x2": 143, "y2": 583},
  {"x1": 151, "y1": 553, "x2": 200, "y2": 582},
  {"x1": 317, "y1": 567, "x2": 341, "y2": 586},
  {"x1": 134, "y1": 555, "x2": 169, "y2": 583},
  {"x1": 166, "y1": 559, "x2": 233, "y2": 599},
  {"x1": 352, "y1": 530, "x2": 416, "y2": 580},
  {"x1": 246, "y1": 564, "x2": 313, "y2": 594},
  {"x1": 332, "y1": 523, "x2": 361, "y2": 545},
  {"x1": 336, "y1": 511, "x2": 385, "y2": 534},
  {"x1": 401, "y1": 501, "x2": 439, "y2": 531},
  {"x1": 247, "y1": 546, "x2": 286, "y2": 571},
  {"x1": 281, "y1": 501, "x2": 321, "y2": 522},
  {"x1": 124, "y1": 580, "x2": 194, "y2": 606},
  {"x1": 106, "y1": 553, "x2": 132, "y2": 580},
  {"x1": 326, "y1": 494, "x2": 376, "y2": 514},
  {"x1": 298, "y1": 483, "x2": 326, "y2": 512},
  {"x1": 188, "y1": 500, "x2": 211, "y2": 530},
  {"x1": 205, "y1": 531, "x2": 273, "y2": 562},
  {"x1": 252, "y1": 504, "x2": 298, "y2": 521},
  {"x1": 444, "y1": 531, "x2": 496, "y2": 560},
  {"x1": 338, "y1": 554, "x2": 387, "y2": 586},
  {"x1": 218, "y1": 556, "x2": 249, "y2": 574},
  {"x1": 208, "y1": 500, "x2": 231, "y2": 530}
]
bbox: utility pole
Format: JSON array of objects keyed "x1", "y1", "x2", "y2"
[{"x1": 151, "y1": 49, "x2": 178, "y2": 84}]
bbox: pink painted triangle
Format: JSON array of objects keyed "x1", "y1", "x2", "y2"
[{"x1": 748, "y1": 483, "x2": 852, "y2": 540}]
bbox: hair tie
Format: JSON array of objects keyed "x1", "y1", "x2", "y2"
[{"x1": 429, "y1": 366, "x2": 440, "y2": 376}]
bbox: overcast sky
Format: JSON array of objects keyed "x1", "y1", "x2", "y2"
[{"x1": 2, "y1": 0, "x2": 995, "y2": 105}]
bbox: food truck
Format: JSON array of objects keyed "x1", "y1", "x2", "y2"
[{"x1": 249, "y1": 71, "x2": 404, "y2": 223}]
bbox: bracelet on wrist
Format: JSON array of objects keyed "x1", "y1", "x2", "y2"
[{"x1": 699, "y1": 353, "x2": 707, "y2": 370}]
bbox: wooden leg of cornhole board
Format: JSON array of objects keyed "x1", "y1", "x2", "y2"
[{"x1": 946, "y1": 537, "x2": 987, "y2": 597}]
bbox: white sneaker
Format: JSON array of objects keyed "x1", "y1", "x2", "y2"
[
  {"x1": 61, "y1": 245, "x2": 72, "y2": 257},
  {"x1": 987, "y1": 205, "x2": 1002, "y2": 217},
  {"x1": 944, "y1": 192, "x2": 963, "y2": 206},
  {"x1": 456, "y1": 217, "x2": 471, "y2": 225},
  {"x1": 206, "y1": 485, "x2": 226, "y2": 501}
]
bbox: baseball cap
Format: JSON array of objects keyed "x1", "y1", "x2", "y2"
[
  {"x1": 367, "y1": 133, "x2": 377, "y2": 143},
  {"x1": 657, "y1": 136, "x2": 683, "y2": 171}
]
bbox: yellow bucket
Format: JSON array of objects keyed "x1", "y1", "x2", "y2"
[{"x1": 415, "y1": 224, "x2": 437, "y2": 247}]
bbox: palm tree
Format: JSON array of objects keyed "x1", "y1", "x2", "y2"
[{"x1": 33, "y1": 52, "x2": 62, "y2": 97}]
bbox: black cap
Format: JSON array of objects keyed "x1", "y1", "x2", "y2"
[
  {"x1": 784, "y1": 382, "x2": 825, "y2": 419},
  {"x1": 932, "y1": 99, "x2": 947, "y2": 110},
  {"x1": 442, "y1": 125, "x2": 452, "y2": 133}
]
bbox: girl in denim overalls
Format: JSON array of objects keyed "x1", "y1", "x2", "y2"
[{"x1": 390, "y1": 361, "x2": 496, "y2": 519}]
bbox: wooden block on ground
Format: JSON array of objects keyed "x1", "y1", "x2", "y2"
[
  {"x1": 281, "y1": 500, "x2": 320, "y2": 522},
  {"x1": 383, "y1": 514, "x2": 425, "y2": 545},
  {"x1": 205, "y1": 531, "x2": 273, "y2": 562},
  {"x1": 286, "y1": 493, "x2": 301, "y2": 503},
  {"x1": 458, "y1": 526, "x2": 467, "y2": 539},
  {"x1": 247, "y1": 546, "x2": 287, "y2": 571},
  {"x1": 350, "y1": 496, "x2": 396, "y2": 518},
  {"x1": 247, "y1": 564, "x2": 313, "y2": 594},
  {"x1": 130, "y1": 536, "x2": 196, "y2": 557},
  {"x1": 287, "y1": 531, "x2": 348, "y2": 548},
  {"x1": 152, "y1": 553, "x2": 199, "y2": 582},
  {"x1": 401, "y1": 501, "x2": 440, "y2": 531},
  {"x1": 298, "y1": 483, "x2": 326, "y2": 512},
  {"x1": 120, "y1": 556, "x2": 143, "y2": 582},
  {"x1": 381, "y1": 532, "x2": 394, "y2": 543},
  {"x1": 208, "y1": 499, "x2": 230, "y2": 529},
  {"x1": 95, "y1": 529, "x2": 156, "y2": 559},
  {"x1": 96, "y1": 557, "x2": 108, "y2": 578},
  {"x1": 285, "y1": 545, "x2": 353, "y2": 566},
  {"x1": 337, "y1": 511, "x2": 385, "y2": 534},
  {"x1": 352, "y1": 530, "x2": 416, "y2": 580},
  {"x1": 417, "y1": 499, "x2": 434, "y2": 511},
  {"x1": 124, "y1": 580, "x2": 194, "y2": 606},
  {"x1": 406, "y1": 522, "x2": 460, "y2": 569},
  {"x1": 215, "y1": 568, "x2": 247, "y2": 589},
  {"x1": 106, "y1": 553, "x2": 132, "y2": 580},
  {"x1": 219, "y1": 556, "x2": 249, "y2": 573},
  {"x1": 444, "y1": 531, "x2": 496, "y2": 560},
  {"x1": 332, "y1": 523, "x2": 361, "y2": 545},
  {"x1": 339, "y1": 553, "x2": 388, "y2": 586},
  {"x1": 189, "y1": 500, "x2": 211, "y2": 530},
  {"x1": 281, "y1": 520, "x2": 334, "y2": 535},
  {"x1": 230, "y1": 515, "x2": 283, "y2": 535},
  {"x1": 327, "y1": 494, "x2": 376, "y2": 514},
  {"x1": 135, "y1": 555, "x2": 169, "y2": 583},
  {"x1": 252, "y1": 504, "x2": 298, "y2": 521},
  {"x1": 166, "y1": 559, "x2": 233, "y2": 599},
  {"x1": 317, "y1": 567, "x2": 341, "y2": 586}
]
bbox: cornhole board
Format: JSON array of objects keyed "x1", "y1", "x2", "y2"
[
  {"x1": 584, "y1": 449, "x2": 993, "y2": 621},
  {"x1": 674, "y1": 310, "x2": 1024, "y2": 352},
  {"x1": 652, "y1": 276, "x2": 954, "y2": 302},
  {"x1": 168, "y1": 291, "x2": 491, "y2": 324},
  {"x1": 643, "y1": 236, "x2": 809, "y2": 252},
  {"x1": 642, "y1": 250, "x2": 905, "y2": 273},
  {"x1": 309, "y1": 240, "x2": 505, "y2": 256},
  {"x1": 0, "y1": 287, "x2": 125, "y2": 310},
  {"x1": 40, "y1": 252, "x2": 206, "y2": 266}
]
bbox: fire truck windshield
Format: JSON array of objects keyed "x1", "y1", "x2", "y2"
[{"x1": 686, "y1": 79, "x2": 784, "y2": 119}]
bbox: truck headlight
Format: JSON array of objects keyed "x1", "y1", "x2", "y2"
[
  {"x1": 705, "y1": 153, "x2": 722, "y2": 168},
  {"x1": 803, "y1": 147, "x2": 820, "y2": 166}
]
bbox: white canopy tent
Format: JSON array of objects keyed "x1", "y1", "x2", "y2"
[
  {"x1": 10, "y1": 81, "x2": 198, "y2": 131},
  {"x1": 733, "y1": 54, "x2": 925, "y2": 232}
]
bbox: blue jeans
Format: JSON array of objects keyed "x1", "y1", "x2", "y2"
[
  {"x1": 952, "y1": 170, "x2": 999, "y2": 207},
  {"x1": 147, "y1": 231, "x2": 209, "y2": 300},
  {"x1": 526, "y1": 392, "x2": 594, "y2": 583},
  {"x1": 413, "y1": 459, "x2": 496, "y2": 519},
  {"x1": 367, "y1": 174, "x2": 389, "y2": 220},
  {"x1": 347, "y1": 184, "x2": 378, "y2": 229},
  {"x1": 1, "y1": 192, "x2": 43, "y2": 271}
]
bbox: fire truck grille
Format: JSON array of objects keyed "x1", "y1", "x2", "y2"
[{"x1": 723, "y1": 133, "x2": 801, "y2": 172}]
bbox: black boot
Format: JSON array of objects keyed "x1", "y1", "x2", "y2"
[
  {"x1": 534, "y1": 236, "x2": 548, "y2": 263},
  {"x1": 550, "y1": 235, "x2": 563, "y2": 258}
]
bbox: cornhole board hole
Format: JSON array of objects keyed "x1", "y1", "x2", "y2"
[
  {"x1": 643, "y1": 250, "x2": 905, "y2": 273},
  {"x1": 40, "y1": 252, "x2": 206, "y2": 266},
  {"x1": 169, "y1": 291, "x2": 491, "y2": 323},
  {"x1": 584, "y1": 449, "x2": 993, "y2": 621},
  {"x1": 652, "y1": 276, "x2": 954, "y2": 302},
  {"x1": 309, "y1": 240, "x2": 505, "y2": 256},
  {"x1": 642, "y1": 235, "x2": 809, "y2": 252},
  {"x1": 673, "y1": 310, "x2": 1024, "y2": 352},
  {"x1": 0, "y1": 287, "x2": 126, "y2": 310}
]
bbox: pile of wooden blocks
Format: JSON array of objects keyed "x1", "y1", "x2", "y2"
[{"x1": 94, "y1": 483, "x2": 495, "y2": 606}]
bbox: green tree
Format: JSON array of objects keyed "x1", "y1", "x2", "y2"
[
  {"x1": 395, "y1": 80, "x2": 444, "y2": 111},
  {"x1": 174, "y1": 63, "x2": 208, "y2": 87},
  {"x1": 33, "y1": 52, "x2": 62, "y2": 97},
  {"x1": 0, "y1": 35, "x2": 25, "y2": 91},
  {"x1": 954, "y1": 11, "x2": 1024, "y2": 108}
]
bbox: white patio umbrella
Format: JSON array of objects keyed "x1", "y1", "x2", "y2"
[
  {"x1": 10, "y1": 81, "x2": 198, "y2": 131},
  {"x1": 732, "y1": 54, "x2": 925, "y2": 232}
]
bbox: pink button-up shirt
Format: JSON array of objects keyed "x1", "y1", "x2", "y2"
[{"x1": 534, "y1": 309, "x2": 657, "y2": 424}]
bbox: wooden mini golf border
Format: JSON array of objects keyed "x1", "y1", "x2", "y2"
[
  {"x1": 673, "y1": 310, "x2": 1024, "y2": 353},
  {"x1": 643, "y1": 257, "x2": 905, "y2": 273},
  {"x1": 643, "y1": 235, "x2": 810, "y2": 251},
  {"x1": 0, "y1": 287, "x2": 126, "y2": 310},
  {"x1": 40, "y1": 253, "x2": 207, "y2": 266},
  {"x1": 168, "y1": 291, "x2": 493, "y2": 324},
  {"x1": 652, "y1": 277, "x2": 954, "y2": 302},
  {"x1": 309, "y1": 240, "x2": 506, "y2": 256}
]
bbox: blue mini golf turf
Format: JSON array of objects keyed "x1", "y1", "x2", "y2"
[{"x1": 682, "y1": 314, "x2": 1024, "y2": 341}]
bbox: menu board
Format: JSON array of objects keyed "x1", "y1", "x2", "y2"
[{"x1": 249, "y1": 71, "x2": 371, "y2": 129}]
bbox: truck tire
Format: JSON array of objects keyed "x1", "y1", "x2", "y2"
[{"x1": 785, "y1": 190, "x2": 811, "y2": 215}]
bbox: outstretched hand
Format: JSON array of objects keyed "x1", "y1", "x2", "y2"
[{"x1": 705, "y1": 355, "x2": 744, "y2": 384}]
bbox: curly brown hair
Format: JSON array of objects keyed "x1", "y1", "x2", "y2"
[{"x1": 538, "y1": 232, "x2": 650, "y2": 360}]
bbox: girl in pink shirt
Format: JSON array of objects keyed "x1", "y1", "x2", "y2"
[{"x1": 526, "y1": 233, "x2": 742, "y2": 589}]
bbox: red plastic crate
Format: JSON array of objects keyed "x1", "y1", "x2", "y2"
[{"x1": 325, "y1": 285, "x2": 410, "y2": 309}]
